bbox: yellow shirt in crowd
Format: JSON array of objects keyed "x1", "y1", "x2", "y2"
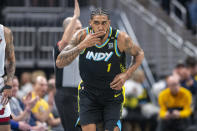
[
  {"x1": 158, "y1": 87, "x2": 192, "y2": 119},
  {"x1": 31, "y1": 92, "x2": 53, "y2": 118}
]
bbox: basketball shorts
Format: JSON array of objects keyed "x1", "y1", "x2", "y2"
[
  {"x1": 76, "y1": 81, "x2": 125, "y2": 131},
  {"x1": 0, "y1": 77, "x2": 11, "y2": 125}
]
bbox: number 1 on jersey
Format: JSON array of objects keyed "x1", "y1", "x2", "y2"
[{"x1": 107, "y1": 63, "x2": 111, "y2": 72}]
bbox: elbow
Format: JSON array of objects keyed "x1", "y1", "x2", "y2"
[
  {"x1": 140, "y1": 50, "x2": 144, "y2": 60},
  {"x1": 136, "y1": 50, "x2": 144, "y2": 63},
  {"x1": 56, "y1": 55, "x2": 67, "y2": 68},
  {"x1": 56, "y1": 60, "x2": 64, "y2": 68}
]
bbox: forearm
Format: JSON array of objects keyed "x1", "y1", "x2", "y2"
[
  {"x1": 5, "y1": 60, "x2": 15, "y2": 85},
  {"x1": 160, "y1": 109, "x2": 167, "y2": 119},
  {"x1": 12, "y1": 110, "x2": 31, "y2": 121},
  {"x1": 56, "y1": 45, "x2": 82, "y2": 68},
  {"x1": 47, "y1": 118, "x2": 61, "y2": 127},
  {"x1": 180, "y1": 108, "x2": 192, "y2": 118},
  {"x1": 125, "y1": 51, "x2": 144, "y2": 79}
]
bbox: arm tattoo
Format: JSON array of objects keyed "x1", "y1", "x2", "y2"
[
  {"x1": 124, "y1": 36, "x2": 143, "y2": 67},
  {"x1": 124, "y1": 37, "x2": 133, "y2": 55},
  {"x1": 124, "y1": 37, "x2": 142, "y2": 57},
  {"x1": 57, "y1": 30, "x2": 84, "y2": 67},
  {"x1": 5, "y1": 28, "x2": 16, "y2": 84},
  {"x1": 59, "y1": 46, "x2": 80, "y2": 66}
]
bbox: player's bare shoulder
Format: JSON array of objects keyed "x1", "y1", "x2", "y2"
[
  {"x1": 3, "y1": 26, "x2": 15, "y2": 62},
  {"x1": 117, "y1": 31, "x2": 132, "y2": 52}
]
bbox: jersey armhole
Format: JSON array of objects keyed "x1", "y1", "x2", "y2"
[
  {"x1": 86, "y1": 27, "x2": 89, "y2": 35},
  {"x1": 114, "y1": 30, "x2": 121, "y2": 57}
]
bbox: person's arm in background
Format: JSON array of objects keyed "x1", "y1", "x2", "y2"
[
  {"x1": 47, "y1": 116, "x2": 61, "y2": 127},
  {"x1": 58, "y1": 0, "x2": 80, "y2": 51},
  {"x1": 158, "y1": 91, "x2": 170, "y2": 119},
  {"x1": 177, "y1": 90, "x2": 192, "y2": 118},
  {"x1": 12, "y1": 96, "x2": 38, "y2": 122},
  {"x1": 46, "y1": 89, "x2": 61, "y2": 126},
  {"x1": 110, "y1": 31, "x2": 144, "y2": 90},
  {"x1": 10, "y1": 120, "x2": 31, "y2": 131},
  {"x1": 1, "y1": 26, "x2": 15, "y2": 105}
]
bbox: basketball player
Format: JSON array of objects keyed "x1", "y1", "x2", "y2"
[
  {"x1": 0, "y1": 24, "x2": 16, "y2": 131},
  {"x1": 56, "y1": 9, "x2": 144, "y2": 131}
]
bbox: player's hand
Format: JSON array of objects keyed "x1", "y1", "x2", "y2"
[
  {"x1": 110, "y1": 72, "x2": 128, "y2": 90},
  {"x1": 79, "y1": 31, "x2": 105, "y2": 49},
  {"x1": 73, "y1": 0, "x2": 80, "y2": 18},
  {"x1": 1, "y1": 85, "x2": 12, "y2": 106}
]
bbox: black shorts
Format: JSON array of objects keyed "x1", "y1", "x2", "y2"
[{"x1": 77, "y1": 81, "x2": 124, "y2": 131}]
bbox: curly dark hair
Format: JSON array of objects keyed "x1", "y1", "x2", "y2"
[{"x1": 91, "y1": 8, "x2": 110, "y2": 19}]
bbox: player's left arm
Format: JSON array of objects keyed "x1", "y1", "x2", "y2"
[
  {"x1": 1, "y1": 27, "x2": 16, "y2": 105},
  {"x1": 110, "y1": 31, "x2": 144, "y2": 90}
]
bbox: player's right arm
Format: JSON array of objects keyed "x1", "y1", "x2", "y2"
[{"x1": 56, "y1": 30, "x2": 105, "y2": 68}]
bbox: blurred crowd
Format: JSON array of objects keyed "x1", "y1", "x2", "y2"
[
  {"x1": 160, "y1": 0, "x2": 197, "y2": 34},
  {"x1": 122, "y1": 56, "x2": 197, "y2": 131},
  {"x1": 9, "y1": 56, "x2": 197, "y2": 131},
  {"x1": 9, "y1": 70, "x2": 63, "y2": 131}
]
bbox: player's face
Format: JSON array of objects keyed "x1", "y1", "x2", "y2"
[{"x1": 90, "y1": 15, "x2": 110, "y2": 38}]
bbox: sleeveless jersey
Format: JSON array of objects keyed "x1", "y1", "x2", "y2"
[
  {"x1": 0, "y1": 25, "x2": 6, "y2": 77},
  {"x1": 79, "y1": 27, "x2": 126, "y2": 90}
]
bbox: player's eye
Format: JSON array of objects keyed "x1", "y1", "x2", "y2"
[
  {"x1": 102, "y1": 21, "x2": 107, "y2": 25},
  {"x1": 94, "y1": 21, "x2": 100, "y2": 25}
]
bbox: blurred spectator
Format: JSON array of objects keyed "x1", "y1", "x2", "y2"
[
  {"x1": 173, "y1": 62, "x2": 185, "y2": 80},
  {"x1": 10, "y1": 77, "x2": 36, "y2": 122},
  {"x1": 123, "y1": 70, "x2": 158, "y2": 131},
  {"x1": 10, "y1": 77, "x2": 46, "y2": 131},
  {"x1": 185, "y1": 56, "x2": 197, "y2": 79},
  {"x1": 31, "y1": 70, "x2": 46, "y2": 84},
  {"x1": 17, "y1": 72, "x2": 33, "y2": 99},
  {"x1": 29, "y1": 76, "x2": 61, "y2": 129},
  {"x1": 20, "y1": 72, "x2": 32, "y2": 87},
  {"x1": 151, "y1": 80, "x2": 166, "y2": 99},
  {"x1": 158, "y1": 75, "x2": 192, "y2": 131},
  {"x1": 179, "y1": 66, "x2": 197, "y2": 95},
  {"x1": 188, "y1": 0, "x2": 197, "y2": 34},
  {"x1": 44, "y1": 77, "x2": 64, "y2": 131}
]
